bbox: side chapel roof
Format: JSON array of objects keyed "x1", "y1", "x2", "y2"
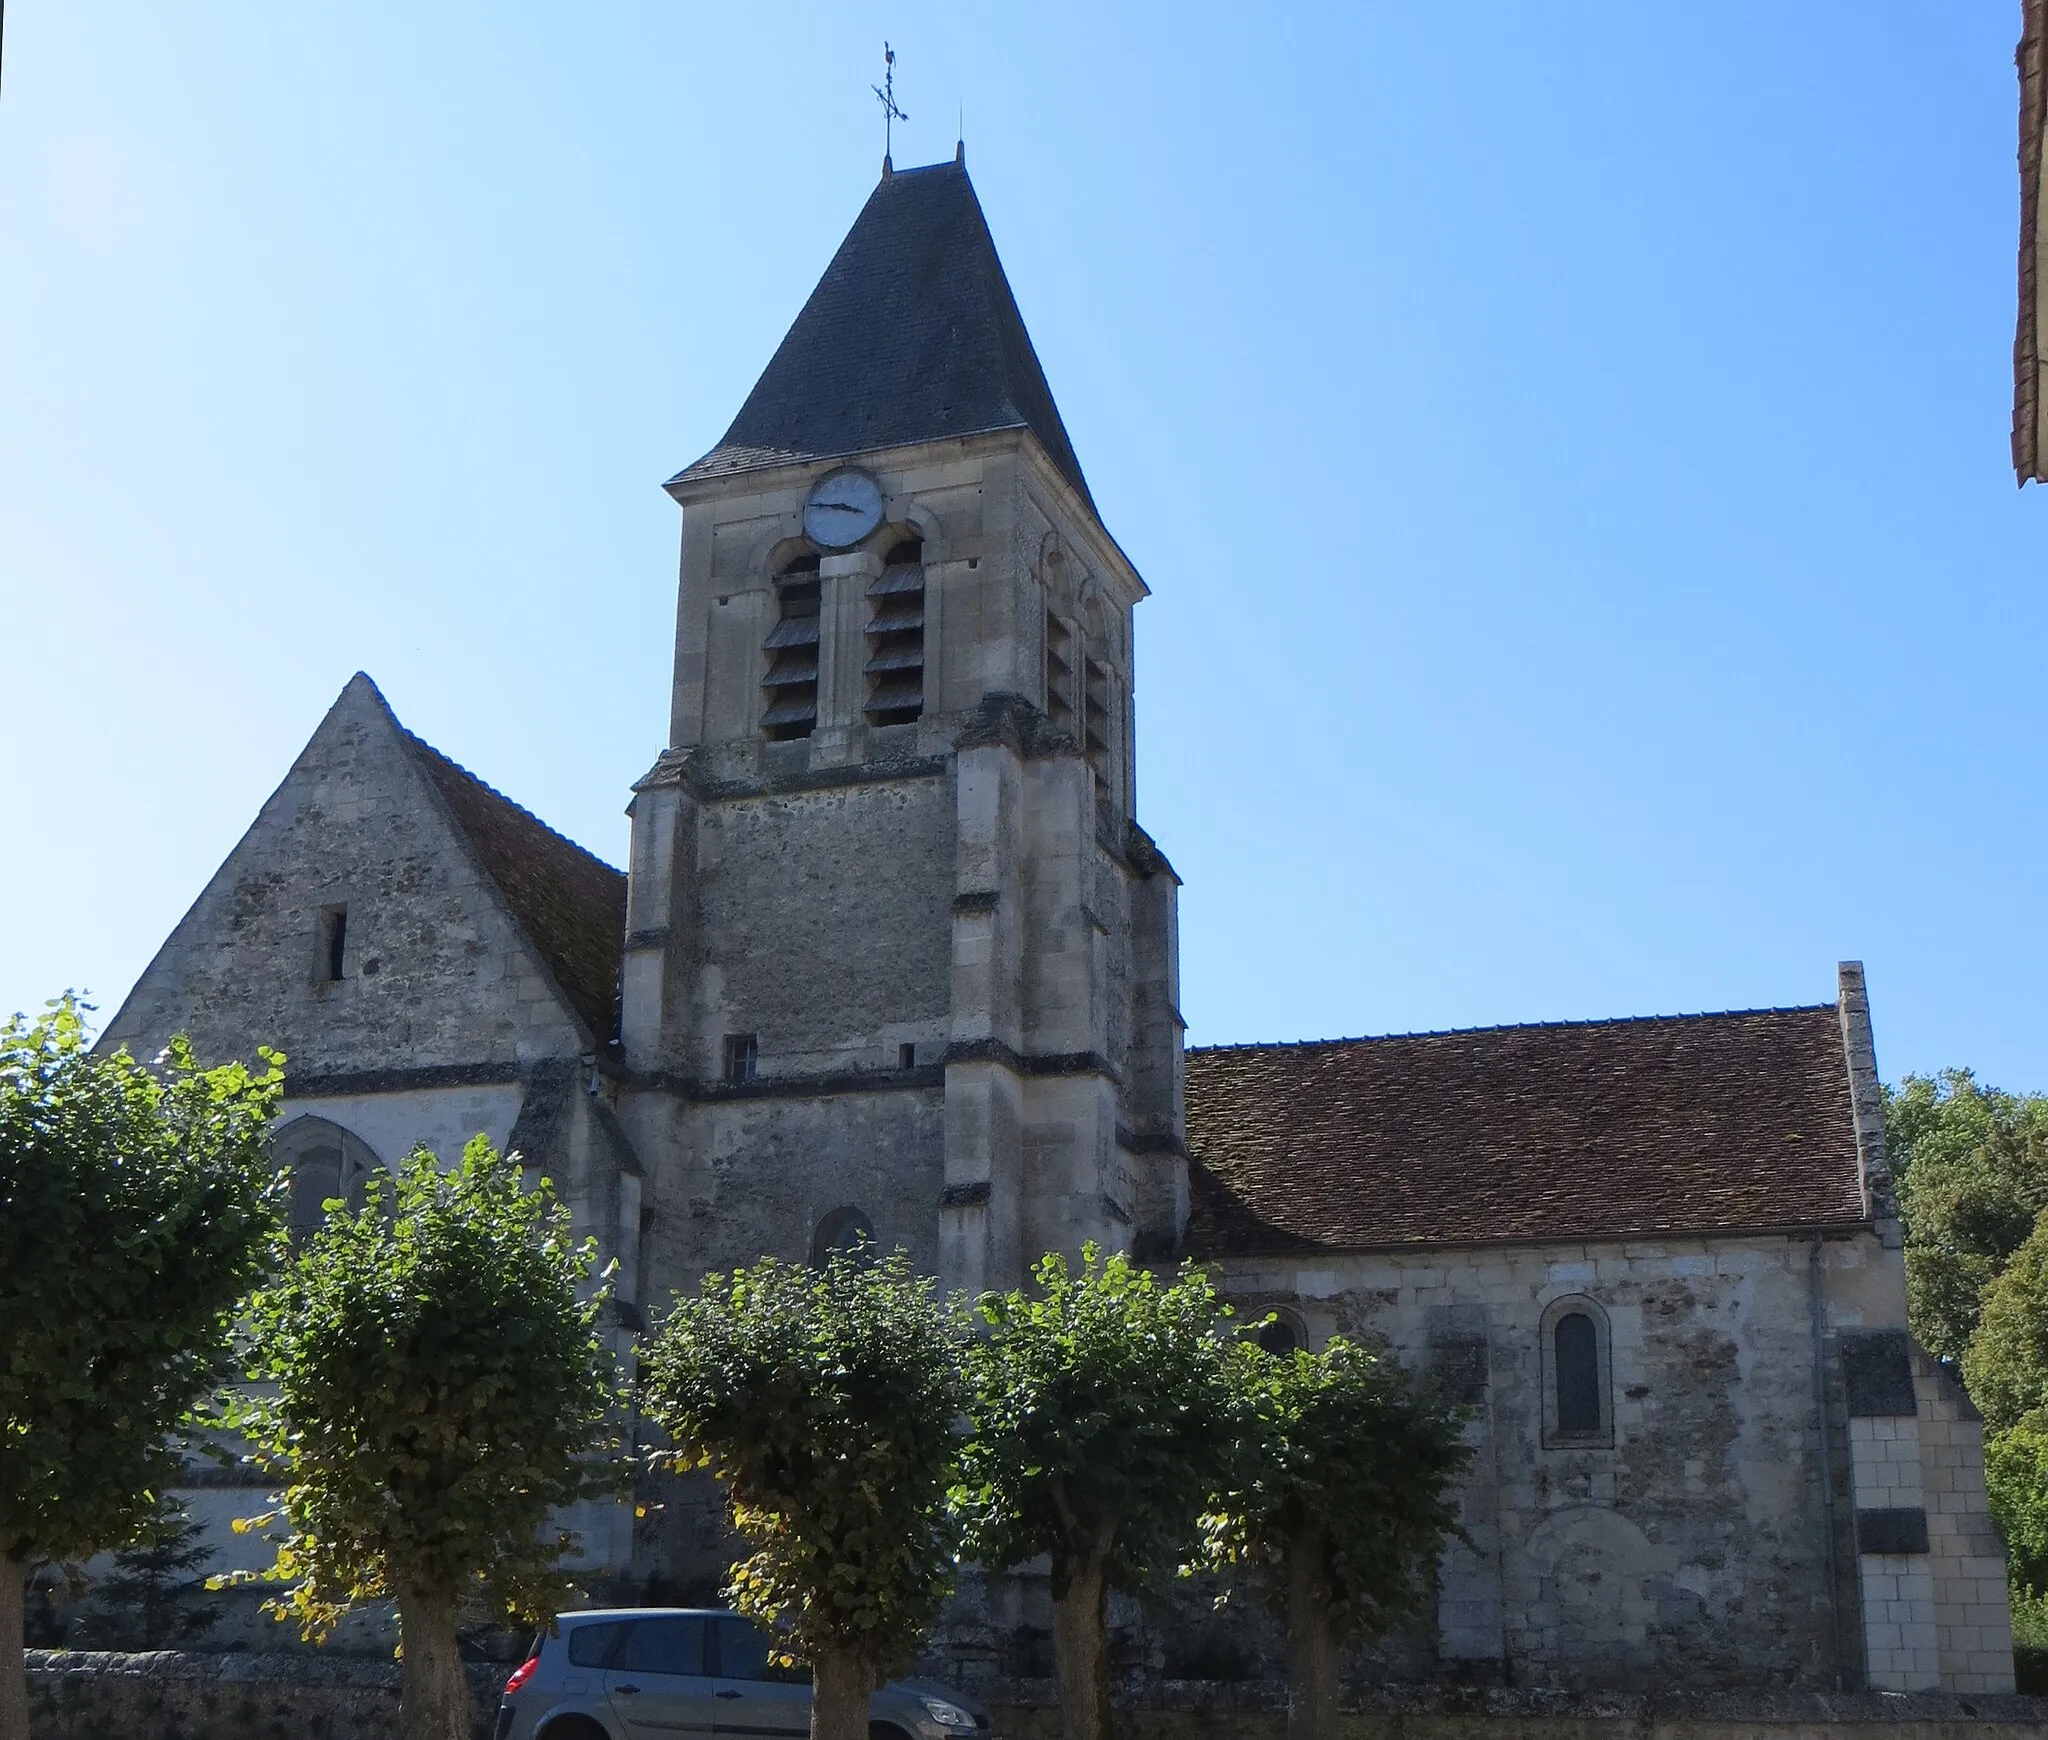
[
  {"x1": 377, "y1": 689, "x2": 626, "y2": 1043},
  {"x1": 1184, "y1": 1006, "x2": 1866, "y2": 1256},
  {"x1": 669, "y1": 156, "x2": 1094, "y2": 511}
]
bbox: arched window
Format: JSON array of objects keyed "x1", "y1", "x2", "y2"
[
  {"x1": 1080, "y1": 598, "x2": 1115, "y2": 792},
  {"x1": 288, "y1": 1143, "x2": 342, "y2": 1242},
  {"x1": 1541, "y1": 1295, "x2": 1612, "y2": 1446},
  {"x1": 1554, "y1": 1312, "x2": 1601, "y2": 1434},
  {"x1": 1045, "y1": 612, "x2": 1077, "y2": 735},
  {"x1": 811, "y1": 1206, "x2": 875, "y2": 1268},
  {"x1": 762, "y1": 554, "x2": 822, "y2": 740},
  {"x1": 1255, "y1": 1309, "x2": 1307, "y2": 1358},
  {"x1": 865, "y1": 538, "x2": 925, "y2": 726},
  {"x1": 272, "y1": 1116, "x2": 380, "y2": 1243},
  {"x1": 1041, "y1": 545, "x2": 1079, "y2": 738}
]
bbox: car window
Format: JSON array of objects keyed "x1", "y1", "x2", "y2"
[
  {"x1": 617, "y1": 1616, "x2": 710, "y2": 1677},
  {"x1": 567, "y1": 1621, "x2": 626, "y2": 1668},
  {"x1": 716, "y1": 1617, "x2": 811, "y2": 1684}
]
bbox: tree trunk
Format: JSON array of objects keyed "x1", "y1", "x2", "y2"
[
  {"x1": 395, "y1": 1580, "x2": 471, "y2": 1740},
  {"x1": 809, "y1": 1643, "x2": 869, "y2": 1740},
  {"x1": 1050, "y1": 1527, "x2": 1116, "y2": 1740},
  {"x1": 0, "y1": 1556, "x2": 30, "y2": 1740},
  {"x1": 1285, "y1": 1527, "x2": 1341, "y2": 1740}
]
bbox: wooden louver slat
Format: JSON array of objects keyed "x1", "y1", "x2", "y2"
[
  {"x1": 763, "y1": 573, "x2": 822, "y2": 740},
  {"x1": 864, "y1": 643, "x2": 925, "y2": 673},
  {"x1": 865, "y1": 547, "x2": 925, "y2": 725}
]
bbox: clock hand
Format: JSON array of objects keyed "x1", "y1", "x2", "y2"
[{"x1": 812, "y1": 500, "x2": 867, "y2": 513}]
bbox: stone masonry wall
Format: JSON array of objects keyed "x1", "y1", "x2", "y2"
[
  {"x1": 628, "y1": 1084, "x2": 949, "y2": 1296},
  {"x1": 692, "y1": 776, "x2": 956, "y2": 1078},
  {"x1": 1211, "y1": 1231, "x2": 1931, "y2": 1693},
  {"x1": 1910, "y1": 1350, "x2": 2016, "y2": 1692},
  {"x1": 102, "y1": 676, "x2": 588, "y2": 1075}
]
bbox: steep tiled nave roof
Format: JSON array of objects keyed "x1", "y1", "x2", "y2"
[{"x1": 1185, "y1": 1006, "x2": 1866, "y2": 1255}]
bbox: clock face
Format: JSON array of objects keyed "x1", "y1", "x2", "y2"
[{"x1": 802, "y1": 469, "x2": 884, "y2": 550}]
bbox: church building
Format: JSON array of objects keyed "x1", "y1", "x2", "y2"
[{"x1": 104, "y1": 153, "x2": 2015, "y2": 1696}]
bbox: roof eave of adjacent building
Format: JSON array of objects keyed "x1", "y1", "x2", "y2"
[
  {"x1": 1190, "y1": 1214, "x2": 1881, "y2": 1266},
  {"x1": 2018, "y1": 0, "x2": 2046, "y2": 483}
]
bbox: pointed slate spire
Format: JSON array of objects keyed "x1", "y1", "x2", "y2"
[{"x1": 670, "y1": 159, "x2": 1094, "y2": 513}]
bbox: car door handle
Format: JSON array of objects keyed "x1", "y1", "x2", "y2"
[
  {"x1": 716, "y1": 1690, "x2": 742, "y2": 1699},
  {"x1": 615, "y1": 1684, "x2": 641, "y2": 1695}
]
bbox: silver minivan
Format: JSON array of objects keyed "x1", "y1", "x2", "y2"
[{"x1": 495, "y1": 1607, "x2": 992, "y2": 1740}]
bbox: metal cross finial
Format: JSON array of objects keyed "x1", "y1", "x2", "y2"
[{"x1": 873, "y1": 42, "x2": 908, "y2": 165}]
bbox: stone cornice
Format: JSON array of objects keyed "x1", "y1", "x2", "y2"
[{"x1": 287, "y1": 1062, "x2": 525, "y2": 1099}]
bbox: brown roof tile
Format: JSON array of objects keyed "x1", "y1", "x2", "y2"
[
  {"x1": 1184, "y1": 1007, "x2": 1866, "y2": 1257},
  {"x1": 401, "y1": 731, "x2": 627, "y2": 1044}
]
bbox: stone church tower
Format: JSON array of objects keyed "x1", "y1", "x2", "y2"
[{"x1": 614, "y1": 151, "x2": 1184, "y2": 1300}]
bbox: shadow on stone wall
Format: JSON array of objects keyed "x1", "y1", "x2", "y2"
[{"x1": 26, "y1": 1651, "x2": 2048, "y2": 1740}]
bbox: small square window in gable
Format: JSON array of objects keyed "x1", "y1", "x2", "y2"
[{"x1": 723, "y1": 1033, "x2": 758, "y2": 1085}]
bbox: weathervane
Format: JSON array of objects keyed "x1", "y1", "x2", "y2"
[{"x1": 873, "y1": 42, "x2": 908, "y2": 168}]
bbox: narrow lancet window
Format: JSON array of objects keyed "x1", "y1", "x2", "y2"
[
  {"x1": 1083, "y1": 657, "x2": 1113, "y2": 788},
  {"x1": 762, "y1": 556, "x2": 821, "y2": 740},
  {"x1": 1555, "y1": 1310, "x2": 1602, "y2": 1434},
  {"x1": 865, "y1": 537, "x2": 925, "y2": 725},
  {"x1": 318, "y1": 905, "x2": 348, "y2": 982},
  {"x1": 1045, "y1": 612, "x2": 1077, "y2": 735}
]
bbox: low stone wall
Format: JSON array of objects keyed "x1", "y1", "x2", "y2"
[
  {"x1": 981, "y1": 1683, "x2": 2048, "y2": 1740},
  {"x1": 24, "y1": 1651, "x2": 2048, "y2": 1740},
  {"x1": 25, "y1": 1649, "x2": 505, "y2": 1740}
]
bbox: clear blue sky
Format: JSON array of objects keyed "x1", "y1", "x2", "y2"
[{"x1": 2, "y1": 4, "x2": 2042, "y2": 1090}]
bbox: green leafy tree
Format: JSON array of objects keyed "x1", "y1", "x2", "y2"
[
  {"x1": 0, "y1": 999, "x2": 282, "y2": 1740},
  {"x1": 1986, "y1": 1421, "x2": 2048, "y2": 1600},
  {"x1": 84, "y1": 1493, "x2": 221, "y2": 1649},
  {"x1": 220, "y1": 1137, "x2": 617, "y2": 1740},
  {"x1": 1964, "y1": 1209, "x2": 2048, "y2": 1672},
  {"x1": 1964, "y1": 1207, "x2": 2048, "y2": 1435},
  {"x1": 640, "y1": 1252, "x2": 969, "y2": 1740},
  {"x1": 1888, "y1": 1071, "x2": 2048, "y2": 1362},
  {"x1": 956, "y1": 1247, "x2": 1238, "y2": 1740},
  {"x1": 1200, "y1": 1336, "x2": 1470, "y2": 1740}
]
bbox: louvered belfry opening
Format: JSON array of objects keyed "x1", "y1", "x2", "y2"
[
  {"x1": 762, "y1": 554, "x2": 822, "y2": 740},
  {"x1": 1045, "y1": 611, "x2": 1077, "y2": 736},
  {"x1": 1083, "y1": 656, "x2": 1113, "y2": 787},
  {"x1": 865, "y1": 537, "x2": 925, "y2": 725}
]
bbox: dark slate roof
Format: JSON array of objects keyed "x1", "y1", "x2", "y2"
[
  {"x1": 398, "y1": 724, "x2": 627, "y2": 1045},
  {"x1": 1184, "y1": 1007, "x2": 1866, "y2": 1257},
  {"x1": 670, "y1": 157, "x2": 1094, "y2": 511}
]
